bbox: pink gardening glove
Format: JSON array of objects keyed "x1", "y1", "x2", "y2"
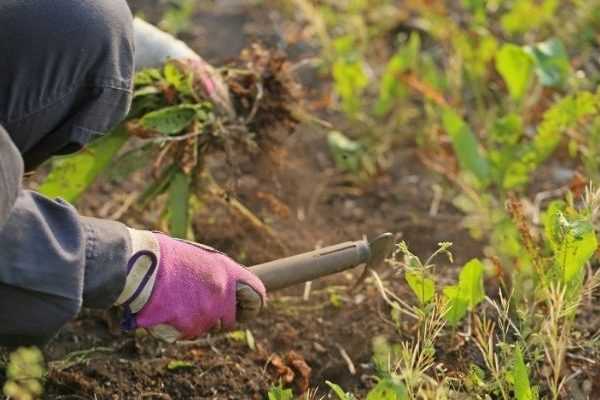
[{"x1": 115, "y1": 231, "x2": 266, "y2": 342}]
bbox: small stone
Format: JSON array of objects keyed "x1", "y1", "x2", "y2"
[
  {"x1": 313, "y1": 342, "x2": 327, "y2": 353},
  {"x1": 354, "y1": 294, "x2": 366, "y2": 304}
]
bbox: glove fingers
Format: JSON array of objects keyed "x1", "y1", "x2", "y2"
[{"x1": 235, "y1": 282, "x2": 264, "y2": 322}]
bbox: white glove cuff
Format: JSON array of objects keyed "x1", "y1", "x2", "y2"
[
  {"x1": 115, "y1": 229, "x2": 161, "y2": 313},
  {"x1": 133, "y1": 18, "x2": 199, "y2": 70}
]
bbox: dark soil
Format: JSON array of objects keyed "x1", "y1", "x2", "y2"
[{"x1": 6, "y1": 1, "x2": 489, "y2": 399}]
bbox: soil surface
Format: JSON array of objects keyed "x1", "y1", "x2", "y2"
[{"x1": 5, "y1": 1, "x2": 491, "y2": 399}]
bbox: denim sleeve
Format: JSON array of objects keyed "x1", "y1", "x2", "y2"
[
  {"x1": 0, "y1": 125, "x2": 22, "y2": 228},
  {"x1": 0, "y1": 128, "x2": 131, "y2": 346}
]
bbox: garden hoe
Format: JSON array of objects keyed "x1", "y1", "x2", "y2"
[{"x1": 247, "y1": 232, "x2": 395, "y2": 292}]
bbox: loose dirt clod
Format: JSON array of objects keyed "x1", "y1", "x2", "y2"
[
  {"x1": 225, "y1": 43, "x2": 302, "y2": 142},
  {"x1": 268, "y1": 354, "x2": 295, "y2": 385},
  {"x1": 285, "y1": 351, "x2": 312, "y2": 394}
]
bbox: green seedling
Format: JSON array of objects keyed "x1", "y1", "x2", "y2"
[
  {"x1": 267, "y1": 383, "x2": 294, "y2": 400},
  {"x1": 443, "y1": 259, "x2": 485, "y2": 327},
  {"x1": 166, "y1": 360, "x2": 195, "y2": 371},
  {"x1": 511, "y1": 346, "x2": 538, "y2": 400}
]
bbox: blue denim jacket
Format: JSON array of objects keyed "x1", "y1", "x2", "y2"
[{"x1": 0, "y1": 0, "x2": 134, "y2": 346}]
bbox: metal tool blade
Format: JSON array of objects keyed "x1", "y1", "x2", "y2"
[{"x1": 352, "y1": 232, "x2": 396, "y2": 290}]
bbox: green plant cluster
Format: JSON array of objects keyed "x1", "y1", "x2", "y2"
[
  {"x1": 39, "y1": 61, "x2": 216, "y2": 238},
  {"x1": 38, "y1": 52, "x2": 294, "y2": 244},
  {"x1": 305, "y1": 190, "x2": 598, "y2": 398},
  {"x1": 282, "y1": 2, "x2": 600, "y2": 396},
  {"x1": 2, "y1": 347, "x2": 45, "y2": 400},
  {"x1": 297, "y1": 0, "x2": 600, "y2": 264}
]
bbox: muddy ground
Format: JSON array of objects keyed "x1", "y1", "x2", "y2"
[{"x1": 3, "y1": 1, "x2": 504, "y2": 399}]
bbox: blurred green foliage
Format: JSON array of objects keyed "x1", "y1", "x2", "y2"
[{"x1": 3, "y1": 347, "x2": 45, "y2": 400}]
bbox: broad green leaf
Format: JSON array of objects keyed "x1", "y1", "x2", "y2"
[
  {"x1": 267, "y1": 384, "x2": 294, "y2": 400},
  {"x1": 555, "y1": 216, "x2": 597, "y2": 285},
  {"x1": 443, "y1": 259, "x2": 485, "y2": 326},
  {"x1": 405, "y1": 271, "x2": 435, "y2": 305},
  {"x1": 39, "y1": 127, "x2": 128, "y2": 203},
  {"x1": 326, "y1": 381, "x2": 355, "y2": 400},
  {"x1": 525, "y1": 38, "x2": 571, "y2": 87},
  {"x1": 140, "y1": 105, "x2": 198, "y2": 135},
  {"x1": 167, "y1": 170, "x2": 190, "y2": 238},
  {"x1": 442, "y1": 109, "x2": 491, "y2": 186},
  {"x1": 544, "y1": 201, "x2": 597, "y2": 289},
  {"x1": 366, "y1": 379, "x2": 408, "y2": 400},
  {"x1": 512, "y1": 346, "x2": 536, "y2": 400},
  {"x1": 495, "y1": 44, "x2": 534, "y2": 101},
  {"x1": 443, "y1": 285, "x2": 469, "y2": 326},
  {"x1": 458, "y1": 259, "x2": 485, "y2": 309}
]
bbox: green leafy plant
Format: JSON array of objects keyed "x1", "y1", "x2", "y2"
[
  {"x1": 3, "y1": 347, "x2": 45, "y2": 400},
  {"x1": 286, "y1": 2, "x2": 600, "y2": 399},
  {"x1": 392, "y1": 241, "x2": 484, "y2": 327},
  {"x1": 39, "y1": 47, "x2": 301, "y2": 239},
  {"x1": 544, "y1": 199, "x2": 598, "y2": 298},
  {"x1": 363, "y1": 187, "x2": 598, "y2": 398}
]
